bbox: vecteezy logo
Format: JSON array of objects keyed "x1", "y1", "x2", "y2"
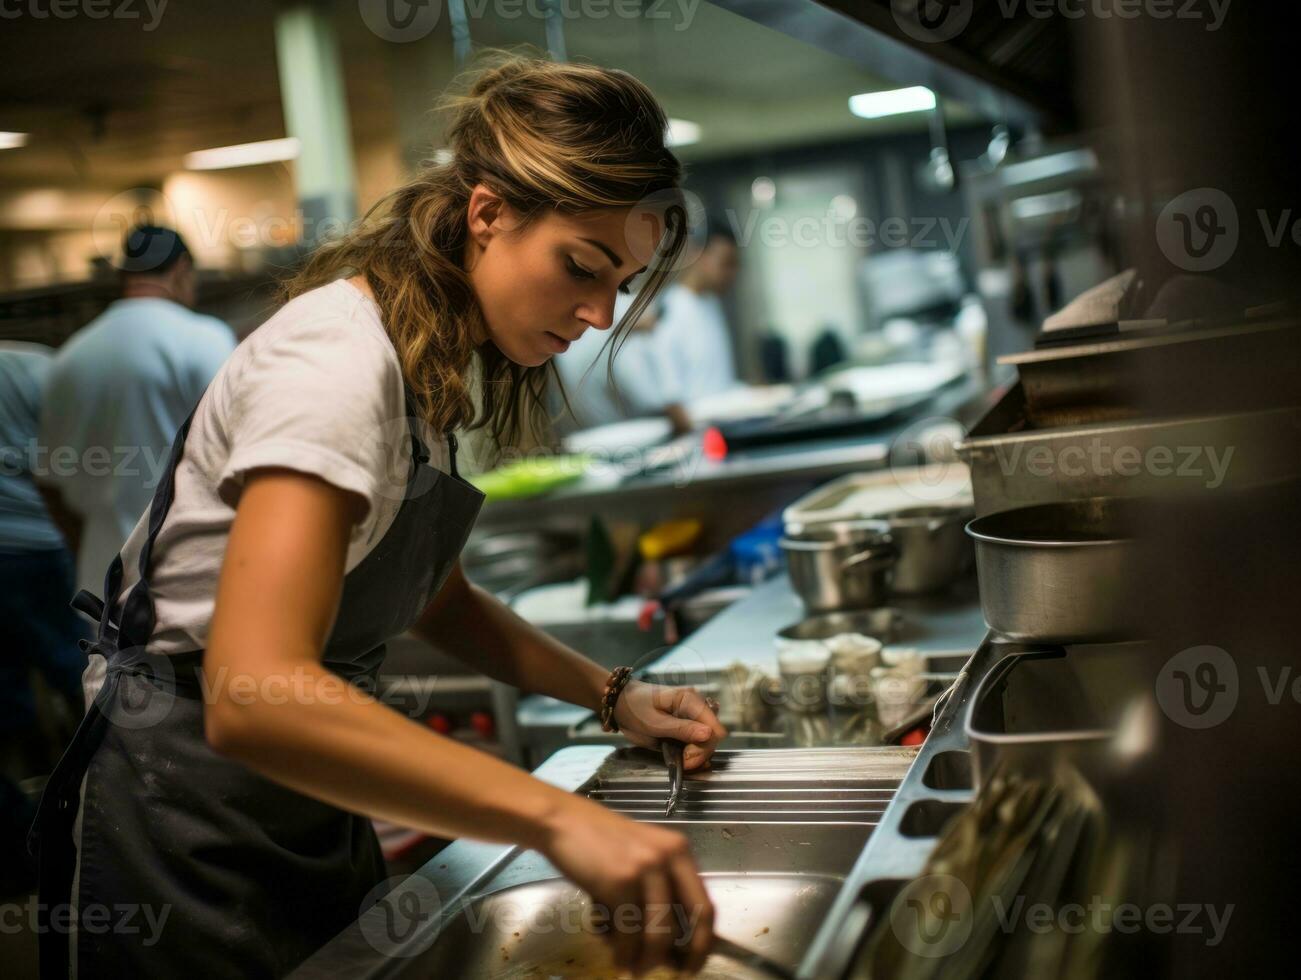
[
  {"x1": 102, "y1": 645, "x2": 178, "y2": 732},
  {"x1": 889, "y1": 873, "x2": 972, "y2": 958},
  {"x1": 1156, "y1": 188, "x2": 1239, "y2": 272},
  {"x1": 623, "y1": 187, "x2": 708, "y2": 276},
  {"x1": 887, "y1": 415, "x2": 969, "y2": 503},
  {"x1": 358, "y1": 875, "x2": 443, "y2": 957},
  {"x1": 1156, "y1": 645, "x2": 1239, "y2": 729},
  {"x1": 358, "y1": 0, "x2": 442, "y2": 43},
  {"x1": 891, "y1": 0, "x2": 974, "y2": 43}
]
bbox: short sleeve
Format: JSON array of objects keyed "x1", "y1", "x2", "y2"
[{"x1": 216, "y1": 299, "x2": 408, "y2": 545}]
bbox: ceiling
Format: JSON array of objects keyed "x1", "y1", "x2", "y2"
[{"x1": 0, "y1": 0, "x2": 987, "y2": 190}]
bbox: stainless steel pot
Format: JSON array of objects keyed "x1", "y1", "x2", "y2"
[
  {"x1": 780, "y1": 519, "x2": 897, "y2": 612},
  {"x1": 965, "y1": 496, "x2": 1143, "y2": 642},
  {"x1": 877, "y1": 504, "x2": 974, "y2": 595}
]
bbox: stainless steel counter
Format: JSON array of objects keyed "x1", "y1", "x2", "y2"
[
  {"x1": 478, "y1": 379, "x2": 991, "y2": 535},
  {"x1": 652, "y1": 574, "x2": 987, "y2": 679},
  {"x1": 514, "y1": 573, "x2": 989, "y2": 766},
  {"x1": 290, "y1": 744, "x2": 920, "y2": 979}
]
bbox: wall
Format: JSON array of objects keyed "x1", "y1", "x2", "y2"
[{"x1": 684, "y1": 124, "x2": 992, "y2": 380}]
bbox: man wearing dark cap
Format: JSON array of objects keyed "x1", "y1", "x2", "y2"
[{"x1": 37, "y1": 225, "x2": 235, "y2": 618}]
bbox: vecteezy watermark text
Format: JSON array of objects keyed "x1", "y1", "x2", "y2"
[
  {"x1": 1, "y1": 439, "x2": 173, "y2": 490},
  {"x1": 0, "y1": 0, "x2": 168, "y2": 30},
  {"x1": 725, "y1": 210, "x2": 969, "y2": 252},
  {"x1": 991, "y1": 896, "x2": 1233, "y2": 946},
  {"x1": 889, "y1": 875, "x2": 1233, "y2": 958},
  {"x1": 891, "y1": 0, "x2": 1231, "y2": 44},
  {"x1": 993, "y1": 439, "x2": 1235, "y2": 490},
  {"x1": 357, "y1": 0, "x2": 701, "y2": 42},
  {"x1": 1, "y1": 898, "x2": 171, "y2": 946}
]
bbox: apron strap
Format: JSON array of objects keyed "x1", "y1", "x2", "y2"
[
  {"x1": 115, "y1": 400, "x2": 202, "y2": 651},
  {"x1": 402, "y1": 387, "x2": 459, "y2": 480},
  {"x1": 447, "y1": 431, "x2": 461, "y2": 481}
]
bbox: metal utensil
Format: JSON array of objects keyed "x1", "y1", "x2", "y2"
[
  {"x1": 661, "y1": 738, "x2": 684, "y2": 816},
  {"x1": 661, "y1": 696, "x2": 722, "y2": 816},
  {"x1": 710, "y1": 933, "x2": 800, "y2": 980}
]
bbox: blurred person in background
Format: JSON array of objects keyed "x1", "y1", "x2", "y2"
[
  {"x1": 653, "y1": 215, "x2": 741, "y2": 400},
  {"x1": 554, "y1": 290, "x2": 692, "y2": 434},
  {"x1": 0, "y1": 342, "x2": 87, "y2": 896},
  {"x1": 36, "y1": 225, "x2": 235, "y2": 606}
]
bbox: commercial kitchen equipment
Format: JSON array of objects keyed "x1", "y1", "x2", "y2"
[
  {"x1": 779, "y1": 519, "x2": 897, "y2": 612},
  {"x1": 290, "y1": 745, "x2": 919, "y2": 979},
  {"x1": 965, "y1": 496, "x2": 1144, "y2": 643}
]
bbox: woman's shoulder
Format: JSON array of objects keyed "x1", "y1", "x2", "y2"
[
  {"x1": 245, "y1": 279, "x2": 392, "y2": 359},
  {"x1": 211, "y1": 279, "x2": 406, "y2": 431}
]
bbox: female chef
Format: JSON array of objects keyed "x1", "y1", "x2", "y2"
[{"x1": 31, "y1": 56, "x2": 726, "y2": 979}]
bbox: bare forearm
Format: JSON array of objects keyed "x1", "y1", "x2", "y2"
[
  {"x1": 206, "y1": 658, "x2": 584, "y2": 850},
  {"x1": 419, "y1": 583, "x2": 608, "y2": 711}
]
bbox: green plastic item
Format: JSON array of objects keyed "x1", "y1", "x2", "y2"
[{"x1": 470, "y1": 453, "x2": 590, "y2": 500}]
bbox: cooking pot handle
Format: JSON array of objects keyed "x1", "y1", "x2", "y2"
[
  {"x1": 926, "y1": 508, "x2": 972, "y2": 534},
  {"x1": 840, "y1": 546, "x2": 895, "y2": 573}
]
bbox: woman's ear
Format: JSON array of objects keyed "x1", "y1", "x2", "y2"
[{"x1": 466, "y1": 183, "x2": 505, "y2": 247}]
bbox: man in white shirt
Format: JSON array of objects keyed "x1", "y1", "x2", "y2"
[
  {"x1": 553, "y1": 292, "x2": 690, "y2": 433},
  {"x1": 653, "y1": 216, "x2": 741, "y2": 402},
  {"x1": 37, "y1": 225, "x2": 235, "y2": 602}
]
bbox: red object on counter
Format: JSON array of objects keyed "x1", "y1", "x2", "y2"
[
  {"x1": 426, "y1": 713, "x2": 453, "y2": 735},
  {"x1": 470, "y1": 711, "x2": 495, "y2": 739},
  {"x1": 900, "y1": 727, "x2": 928, "y2": 746},
  {"x1": 702, "y1": 427, "x2": 728, "y2": 461}
]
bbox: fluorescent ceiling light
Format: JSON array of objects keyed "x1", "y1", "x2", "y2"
[
  {"x1": 848, "y1": 86, "x2": 936, "y2": 119},
  {"x1": 666, "y1": 118, "x2": 701, "y2": 147},
  {"x1": 185, "y1": 137, "x2": 300, "y2": 170},
  {"x1": 0, "y1": 132, "x2": 30, "y2": 150}
]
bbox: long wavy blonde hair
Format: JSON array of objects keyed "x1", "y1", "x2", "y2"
[{"x1": 284, "y1": 54, "x2": 687, "y2": 447}]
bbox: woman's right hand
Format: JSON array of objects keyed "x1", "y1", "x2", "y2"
[{"x1": 542, "y1": 796, "x2": 715, "y2": 976}]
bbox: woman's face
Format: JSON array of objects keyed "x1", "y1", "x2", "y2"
[{"x1": 463, "y1": 185, "x2": 663, "y2": 367}]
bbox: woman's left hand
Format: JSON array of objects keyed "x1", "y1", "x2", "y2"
[{"x1": 613, "y1": 681, "x2": 729, "y2": 770}]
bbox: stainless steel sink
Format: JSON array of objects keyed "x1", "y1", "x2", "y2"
[
  {"x1": 421, "y1": 836, "x2": 853, "y2": 979},
  {"x1": 290, "y1": 745, "x2": 917, "y2": 980}
]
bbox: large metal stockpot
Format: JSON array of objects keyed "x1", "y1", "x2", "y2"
[
  {"x1": 780, "y1": 519, "x2": 897, "y2": 612},
  {"x1": 965, "y1": 496, "x2": 1143, "y2": 642},
  {"x1": 876, "y1": 504, "x2": 974, "y2": 595}
]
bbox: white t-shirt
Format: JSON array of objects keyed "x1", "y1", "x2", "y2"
[
  {"x1": 99, "y1": 278, "x2": 449, "y2": 679},
  {"x1": 652, "y1": 284, "x2": 738, "y2": 402}
]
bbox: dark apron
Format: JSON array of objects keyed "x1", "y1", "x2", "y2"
[{"x1": 28, "y1": 387, "x2": 484, "y2": 979}]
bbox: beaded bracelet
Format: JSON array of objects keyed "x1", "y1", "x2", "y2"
[{"x1": 599, "y1": 665, "x2": 634, "y2": 733}]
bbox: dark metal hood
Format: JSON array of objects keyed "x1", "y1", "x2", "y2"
[{"x1": 710, "y1": 0, "x2": 1075, "y2": 130}]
